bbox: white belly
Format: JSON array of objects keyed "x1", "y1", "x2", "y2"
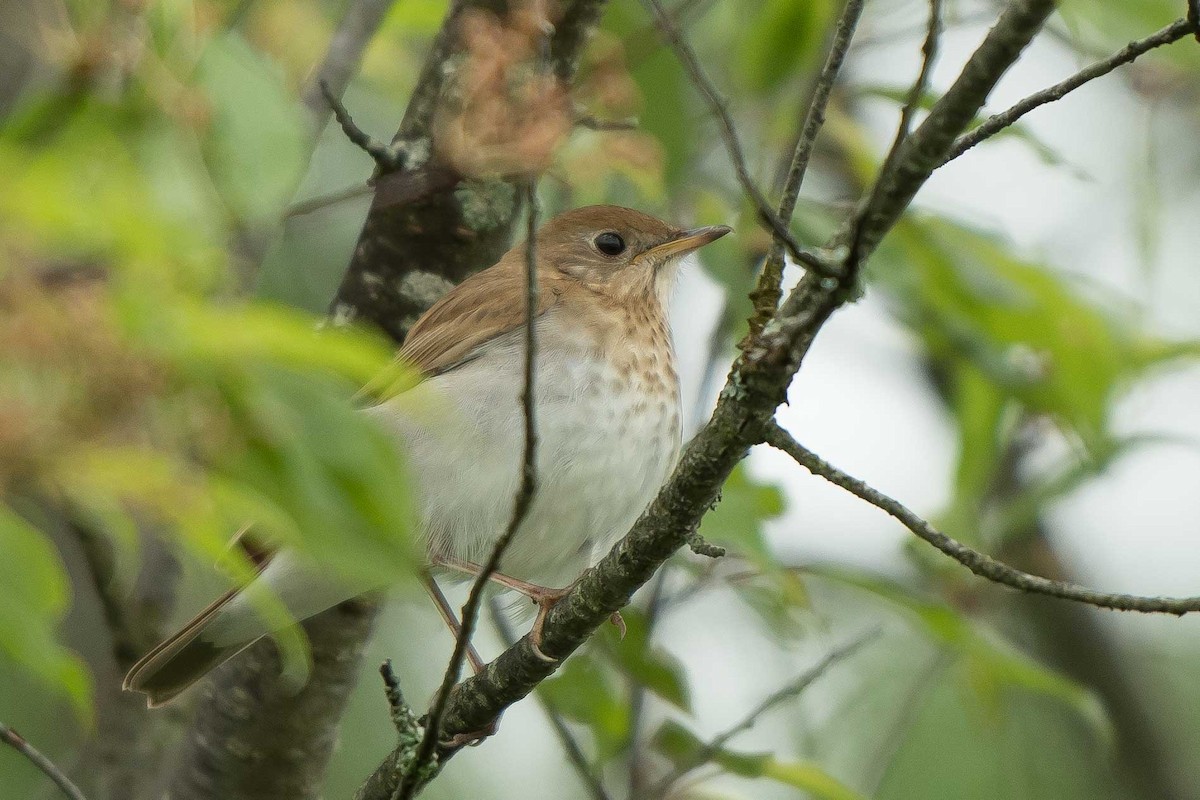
[{"x1": 369, "y1": 316, "x2": 681, "y2": 589}]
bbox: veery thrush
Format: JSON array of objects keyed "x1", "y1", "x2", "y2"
[{"x1": 124, "y1": 205, "x2": 731, "y2": 705}]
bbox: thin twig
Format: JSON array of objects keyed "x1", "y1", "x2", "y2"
[
  {"x1": 319, "y1": 79, "x2": 405, "y2": 172},
  {"x1": 650, "y1": 629, "x2": 879, "y2": 797},
  {"x1": 285, "y1": 182, "x2": 374, "y2": 218},
  {"x1": 626, "y1": 568, "x2": 670, "y2": 800},
  {"x1": 746, "y1": 0, "x2": 866, "y2": 338},
  {"x1": 763, "y1": 422, "x2": 1200, "y2": 615},
  {"x1": 300, "y1": 0, "x2": 398, "y2": 134},
  {"x1": 395, "y1": 180, "x2": 542, "y2": 799},
  {"x1": 574, "y1": 113, "x2": 639, "y2": 131},
  {"x1": 851, "y1": 0, "x2": 942, "y2": 261},
  {"x1": 1, "y1": 722, "x2": 88, "y2": 800},
  {"x1": 944, "y1": 17, "x2": 1199, "y2": 163},
  {"x1": 637, "y1": 0, "x2": 835, "y2": 278},
  {"x1": 489, "y1": 602, "x2": 611, "y2": 800}
]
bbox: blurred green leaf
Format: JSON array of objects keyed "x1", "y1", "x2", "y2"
[
  {"x1": 699, "y1": 464, "x2": 808, "y2": 635},
  {"x1": 735, "y1": 0, "x2": 834, "y2": 93},
  {"x1": 601, "y1": 2, "x2": 694, "y2": 188},
  {"x1": 810, "y1": 567, "x2": 1112, "y2": 742},
  {"x1": 698, "y1": 464, "x2": 784, "y2": 565},
  {"x1": 0, "y1": 507, "x2": 92, "y2": 722},
  {"x1": 539, "y1": 654, "x2": 630, "y2": 762},
  {"x1": 653, "y1": 720, "x2": 867, "y2": 799},
  {"x1": 194, "y1": 32, "x2": 309, "y2": 226}
]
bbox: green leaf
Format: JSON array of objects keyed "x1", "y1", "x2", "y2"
[
  {"x1": 600, "y1": 3, "x2": 693, "y2": 188},
  {"x1": 699, "y1": 464, "x2": 808, "y2": 635},
  {"x1": 652, "y1": 720, "x2": 867, "y2": 800},
  {"x1": 0, "y1": 507, "x2": 92, "y2": 722},
  {"x1": 194, "y1": 32, "x2": 309, "y2": 226},
  {"x1": 757, "y1": 757, "x2": 870, "y2": 800},
  {"x1": 735, "y1": 0, "x2": 835, "y2": 93},
  {"x1": 539, "y1": 655, "x2": 630, "y2": 762},
  {"x1": 698, "y1": 464, "x2": 784, "y2": 566},
  {"x1": 809, "y1": 567, "x2": 1112, "y2": 742}
]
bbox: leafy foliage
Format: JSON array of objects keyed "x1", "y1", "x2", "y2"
[{"x1": 0, "y1": 11, "x2": 421, "y2": 715}]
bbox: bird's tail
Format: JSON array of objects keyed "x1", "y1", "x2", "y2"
[
  {"x1": 122, "y1": 586, "x2": 257, "y2": 707},
  {"x1": 124, "y1": 551, "x2": 366, "y2": 707}
]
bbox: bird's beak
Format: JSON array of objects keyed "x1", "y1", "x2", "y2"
[{"x1": 644, "y1": 225, "x2": 732, "y2": 262}]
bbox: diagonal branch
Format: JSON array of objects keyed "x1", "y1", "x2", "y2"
[
  {"x1": 637, "y1": 0, "x2": 834, "y2": 278},
  {"x1": 852, "y1": 0, "x2": 942, "y2": 260},
  {"x1": 746, "y1": 0, "x2": 866, "y2": 338},
  {"x1": 763, "y1": 422, "x2": 1200, "y2": 615},
  {"x1": 1, "y1": 722, "x2": 88, "y2": 800},
  {"x1": 299, "y1": 0, "x2": 399, "y2": 135},
  {"x1": 944, "y1": 17, "x2": 1200, "y2": 164},
  {"x1": 650, "y1": 629, "x2": 879, "y2": 797}
]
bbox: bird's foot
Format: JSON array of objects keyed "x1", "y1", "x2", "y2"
[
  {"x1": 526, "y1": 590, "x2": 626, "y2": 663},
  {"x1": 439, "y1": 716, "x2": 500, "y2": 748}
]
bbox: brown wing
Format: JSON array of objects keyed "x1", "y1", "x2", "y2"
[{"x1": 398, "y1": 250, "x2": 562, "y2": 376}]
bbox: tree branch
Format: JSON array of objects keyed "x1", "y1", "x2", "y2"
[
  {"x1": 650, "y1": 629, "x2": 879, "y2": 797},
  {"x1": 299, "y1": 0, "x2": 398, "y2": 135},
  {"x1": 841, "y1": 0, "x2": 1054, "y2": 263},
  {"x1": 746, "y1": 0, "x2": 866, "y2": 339},
  {"x1": 637, "y1": 0, "x2": 834, "y2": 278},
  {"x1": 763, "y1": 422, "x2": 1200, "y2": 615},
  {"x1": 944, "y1": 17, "x2": 1200, "y2": 164},
  {"x1": 1, "y1": 722, "x2": 88, "y2": 800},
  {"x1": 852, "y1": 0, "x2": 942, "y2": 260}
]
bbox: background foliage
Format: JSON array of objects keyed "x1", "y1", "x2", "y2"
[{"x1": 1, "y1": 0, "x2": 1199, "y2": 798}]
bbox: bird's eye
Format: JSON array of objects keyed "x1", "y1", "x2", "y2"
[{"x1": 594, "y1": 232, "x2": 626, "y2": 257}]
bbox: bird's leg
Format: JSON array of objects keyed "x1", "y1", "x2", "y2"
[
  {"x1": 421, "y1": 574, "x2": 485, "y2": 674},
  {"x1": 431, "y1": 555, "x2": 625, "y2": 662}
]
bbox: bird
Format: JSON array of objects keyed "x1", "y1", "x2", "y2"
[{"x1": 123, "y1": 205, "x2": 731, "y2": 706}]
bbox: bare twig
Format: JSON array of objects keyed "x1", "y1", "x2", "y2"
[
  {"x1": 944, "y1": 17, "x2": 1199, "y2": 163},
  {"x1": 285, "y1": 182, "x2": 374, "y2": 218},
  {"x1": 395, "y1": 180, "x2": 543, "y2": 798},
  {"x1": 574, "y1": 113, "x2": 639, "y2": 131},
  {"x1": 300, "y1": 0, "x2": 398, "y2": 134},
  {"x1": 626, "y1": 568, "x2": 670, "y2": 800},
  {"x1": 1, "y1": 722, "x2": 88, "y2": 800},
  {"x1": 637, "y1": 0, "x2": 835, "y2": 278},
  {"x1": 319, "y1": 79, "x2": 405, "y2": 172},
  {"x1": 489, "y1": 602, "x2": 611, "y2": 800},
  {"x1": 746, "y1": 0, "x2": 866, "y2": 338},
  {"x1": 763, "y1": 422, "x2": 1200, "y2": 615},
  {"x1": 650, "y1": 629, "x2": 879, "y2": 797},
  {"x1": 851, "y1": 0, "x2": 942, "y2": 260}
]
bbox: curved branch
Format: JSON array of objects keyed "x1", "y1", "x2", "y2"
[
  {"x1": 764, "y1": 423, "x2": 1200, "y2": 615},
  {"x1": 395, "y1": 180, "x2": 543, "y2": 799},
  {"x1": 747, "y1": 0, "x2": 866, "y2": 338},
  {"x1": 944, "y1": 17, "x2": 1198, "y2": 164}
]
